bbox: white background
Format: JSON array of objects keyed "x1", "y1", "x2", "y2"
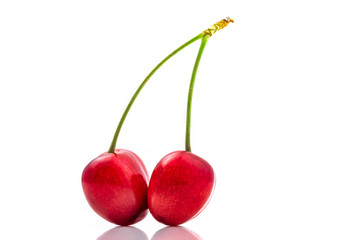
[{"x1": 1, "y1": 0, "x2": 360, "y2": 239}]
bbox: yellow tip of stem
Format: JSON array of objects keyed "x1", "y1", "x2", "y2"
[{"x1": 203, "y1": 17, "x2": 234, "y2": 37}]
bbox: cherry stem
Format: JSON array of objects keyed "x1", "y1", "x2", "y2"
[
  {"x1": 185, "y1": 35, "x2": 210, "y2": 152},
  {"x1": 185, "y1": 17, "x2": 234, "y2": 152},
  {"x1": 108, "y1": 18, "x2": 233, "y2": 153},
  {"x1": 108, "y1": 33, "x2": 203, "y2": 153}
]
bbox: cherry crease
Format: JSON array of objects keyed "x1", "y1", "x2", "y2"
[
  {"x1": 148, "y1": 151, "x2": 215, "y2": 226},
  {"x1": 81, "y1": 149, "x2": 149, "y2": 226}
]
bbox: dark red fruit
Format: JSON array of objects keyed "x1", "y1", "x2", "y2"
[
  {"x1": 82, "y1": 149, "x2": 148, "y2": 226},
  {"x1": 148, "y1": 151, "x2": 215, "y2": 225}
]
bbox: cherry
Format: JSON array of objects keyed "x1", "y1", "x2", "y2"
[
  {"x1": 81, "y1": 30, "x2": 207, "y2": 225},
  {"x1": 148, "y1": 151, "x2": 214, "y2": 225},
  {"x1": 148, "y1": 18, "x2": 233, "y2": 225},
  {"x1": 82, "y1": 17, "x2": 232, "y2": 226},
  {"x1": 82, "y1": 149, "x2": 148, "y2": 225}
]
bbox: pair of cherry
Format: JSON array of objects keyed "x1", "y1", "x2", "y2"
[{"x1": 81, "y1": 18, "x2": 233, "y2": 226}]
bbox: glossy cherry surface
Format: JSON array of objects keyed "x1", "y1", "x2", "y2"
[
  {"x1": 148, "y1": 151, "x2": 215, "y2": 226},
  {"x1": 82, "y1": 149, "x2": 149, "y2": 226}
]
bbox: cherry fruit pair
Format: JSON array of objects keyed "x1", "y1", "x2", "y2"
[{"x1": 82, "y1": 18, "x2": 233, "y2": 226}]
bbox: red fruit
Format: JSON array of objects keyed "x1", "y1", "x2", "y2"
[
  {"x1": 148, "y1": 151, "x2": 215, "y2": 225},
  {"x1": 81, "y1": 149, "x2": 149, "y2": 226}
]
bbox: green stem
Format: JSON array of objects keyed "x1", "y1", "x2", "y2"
[
  {"x1": 108, "y1": 33, "x2": 204, "y2": 153},
  {"x1": 185, "y1": 35, "x2": 210, "y2": 152}
]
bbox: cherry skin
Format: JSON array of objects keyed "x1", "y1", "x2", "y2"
[
  {"x1": 81, "y1": 149, "x2": 149, "y2": 226},
  {"x1": 148, "y1": 151, "x2": 215, "y2": 226}
]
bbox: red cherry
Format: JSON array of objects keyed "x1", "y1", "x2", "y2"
[
  {"x1": 81, "y1": 149, "x2": 149, "y2": 226},
  {"x1": 148, "y1": 151, "x2": 215, "y2": 225},
  {"x1": 81, "y1": 18, "x2": 232, "y2": 226}
]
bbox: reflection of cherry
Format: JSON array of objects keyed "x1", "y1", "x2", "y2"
[
  {"x1": 149, "y1": 18, "x2": 233, "y2": 226},
  {"x1": 152, "y1": 226, "x2": 203, "y2": 240},
  {"x1": 97, "y1": 226, "x2": 148, "y2": 240}
]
